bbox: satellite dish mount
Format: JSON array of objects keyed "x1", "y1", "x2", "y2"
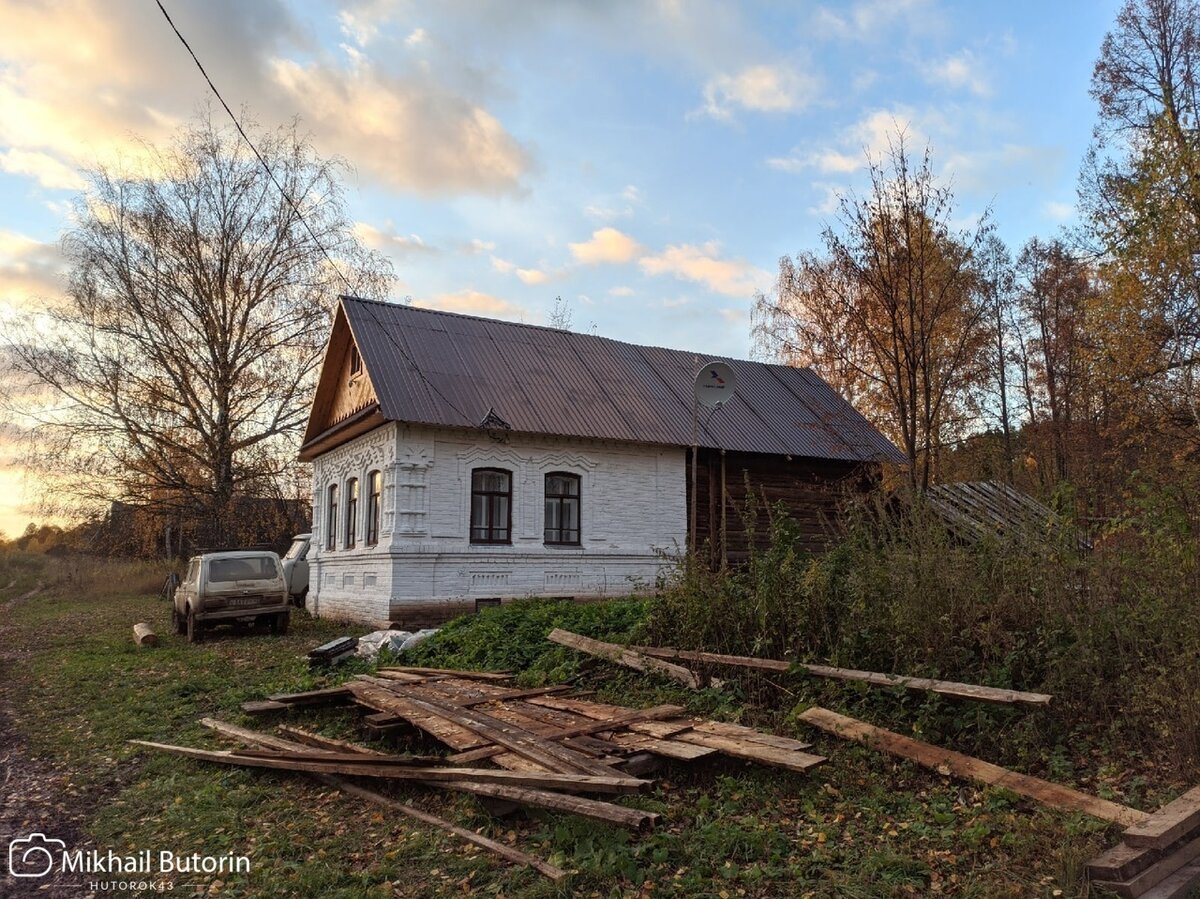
[{"x1": 689, "y1": 361, "x2": 737, "y2": 560}]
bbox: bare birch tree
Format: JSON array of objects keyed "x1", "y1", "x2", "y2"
[{"x1": 5, "y1": 111, "x2": 393, "y2": 541}]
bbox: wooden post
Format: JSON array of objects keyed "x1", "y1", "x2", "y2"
[
  {"x1": 720, "y1": 449, "x2": 727, "y2": 569},
  {"x1": 689, "y1": 396, "x2": 698, "y2": 557}
]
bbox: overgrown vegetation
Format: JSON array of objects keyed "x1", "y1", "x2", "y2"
[{"x1": 645, "y1": 485, "x2": 1200, "y2": 780}]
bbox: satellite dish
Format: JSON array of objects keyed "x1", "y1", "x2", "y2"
[{"x1": 693, "y1": 361, "x2": 737, "y2": 408}]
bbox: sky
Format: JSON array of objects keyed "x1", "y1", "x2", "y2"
[{"x1": 0, "y1": 0, "x2": 1123, "y2": 537}]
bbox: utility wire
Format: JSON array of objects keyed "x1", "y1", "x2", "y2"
[{"x1": 155, "y1": 0, "x2": 476, "y2": 426}]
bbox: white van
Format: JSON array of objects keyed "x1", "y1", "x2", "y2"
[{"x1": 172, "y1": 551, "x2": 290, "y2": 643}]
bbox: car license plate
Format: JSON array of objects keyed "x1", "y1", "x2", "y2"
[{"x1": 228, "y1": 597, "x2": 260, "y2": 608}]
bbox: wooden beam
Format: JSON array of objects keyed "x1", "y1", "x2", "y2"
[
  {"x1": 1125, "y1": 787, "x2": 1200, "y2": 849},
  {"x1": 378, "y1": 666, "x2": 512, "y2": 681},
  {"x1": 633, "y1": 646, "x2": 1052, "y2": 706},
  {"x1": 548, "y1": 629, "x2": 701, "y2": 689},
  {"x1": 265, "y1": 685, "x2": 354, "y2": 707},
  {"x1": 797, "y1": 707, "x2": 1147, "y2": 826},
  {"x1": 671, "y1": 730, "x2": 825, "y2": 773},
  {"x1": 129, "y1": 740, "x2": 649, "y2": 794},
  {"x1": 194, "y1": 719, "x2": 565, "y2": 882},
  {"x1": 1092, "y1": 836, "x2": 1200, "y2": 898},
  {"x1": 1139, "y1": 862, "x2": 1200, "y2": 899}
]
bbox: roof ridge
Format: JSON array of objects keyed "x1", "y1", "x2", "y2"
[{"x1": 339, "y1": 294, "x2": 793, "y2": 369}]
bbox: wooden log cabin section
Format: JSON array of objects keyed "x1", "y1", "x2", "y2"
[{"x1": 687, "y1": 449, "x2": 877, "y2": 565}]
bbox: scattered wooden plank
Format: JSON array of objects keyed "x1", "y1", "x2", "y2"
[
  {"x1": 194, "y1": 718, "x2": 565, "y2": 882},
  {"x1": 329, "y1": 777, "x2": 566, "y2": 882},
  {"x1": 397, "y1": 693, "x2": 618, "y2": 777},
  {"x1": 443, "y1": 705, "x2": 688, "y2": 765},
  {"x1": 633, "y1": 646, "x2": 1052, "y2": 706},
  {"x1": 133, "y1": 622, "x2": 157, "y2": 646},
  {"x1": 691, "y1": 721, "x2": 813, "y2": 752},
  {"x1": 129, "y1": 740, "x2": 649, "y2": 794},
  {"x1": 1092, "y1": 835, "x2": 1200, "y2": 898},
  {"x1": 203, "y1": 719, "x2": 657, "y2": 833},
  {"x1": 798, "y1": 707, "x2": 1147, "y2": 826},
  {"x1": 265, "y1": 685, "x2": 354, "y2": 707},
  {"x1": 608, "y1": 732, "x2": 717, "y2": 761},
  {"x1": 275, "y1": 725, "x2": 390, "y2": 756},
  {"x1": 229, "y1": 749, "x2": 444, "y2": 767},
  {"x1": 240, "y1": 699, "x2": 289, "y2": 715},
  {"x1": 379, "y1": 666, "x2": 512, "y2": 681},
  {"x1": 1125, "y1": 787, "x2": 1200, "y2": 849},
  {"x1": 548, "y1": 629, "x2": 701, "y2": 690},
  {"x1": 672, "y1": 730, "x2": 826, "y2": 773}
]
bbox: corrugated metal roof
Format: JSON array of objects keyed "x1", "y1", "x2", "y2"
[{"x1": 340, "y1": 296, "x2": 905, "y2": 464}]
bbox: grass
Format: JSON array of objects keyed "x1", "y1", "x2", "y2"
[{"x1": 0, "y1": 555, "x2": 1130, "y2": 897}]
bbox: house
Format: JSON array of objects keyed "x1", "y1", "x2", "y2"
[{"x1": 298, "y1": 296, "x2": 903, "y2": 626}]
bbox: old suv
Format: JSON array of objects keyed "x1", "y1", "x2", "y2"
[{"x1": 172, "y1": 551, "x2": 290, "y2": 643}]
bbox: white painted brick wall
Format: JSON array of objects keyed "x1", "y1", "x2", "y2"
[{"x1": 309, "y1": 423, "x2": 686, "y2": 624}]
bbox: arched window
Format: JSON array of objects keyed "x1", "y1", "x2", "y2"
[
  {"x1": 366, "y1": 470, "x2": 382, "y2": 546},
  {"x1": 470, "y1": 468, "x2": 511, "y2": 544},
  {"x1": 345, "y1": 477, "x2": 359, "y2": 547},
  {"x1": 326, "y1": 484, "x2": 338, "y2": 550},
  {"x1": 544, "y1": 472, "x2": 581, "y2": 545}
]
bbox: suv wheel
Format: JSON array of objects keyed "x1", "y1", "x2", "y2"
[
  {"x1": 271, "y1": 611, "x2": 290, "y2": 635},
  {"x1": 186, "y1": 606, "x2": 204, "y2": 644},
  {"x1": 171, "y1": 605, "x2": 186, "y2": 635}
]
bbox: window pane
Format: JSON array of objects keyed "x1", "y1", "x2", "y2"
[
  {"x1": 473, "y1": 470, "x2": 509, "y2": 492},
  {"x1": 493, "y1": 496, "x2": 509, "y2": 534},
  {"x1": 471, "y1": 494, "x2": 488, "y2": 530},
  {"x1": 544, "y1": 498, "x2": 560, "y2": 531},
  {"x1": 562, "y1": 497, "x2": 579, "y2": 531}
]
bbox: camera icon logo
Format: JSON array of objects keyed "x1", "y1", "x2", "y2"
[{"x1": 8, "y1": 833, "x2": 66, "y2": 878}]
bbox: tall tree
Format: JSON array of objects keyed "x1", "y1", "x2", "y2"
[
  {"x1": 1085, "y1": 0, "x2": 1200, "y2": 447},
  {"x1": 977, "y1": 235, "x2": 1019, "y2": 482},
  {"x1": 754, "y1": 133, "x2": 992, "y2": 489},
  {"x1": 5, "y1": 112, "x2": 393, "y2": 540}
]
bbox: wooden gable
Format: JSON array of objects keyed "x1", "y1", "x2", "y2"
[{"x1": 300, "y1": 305, "x2": 385, "y2": 460}]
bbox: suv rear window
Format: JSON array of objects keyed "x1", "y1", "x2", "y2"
[{"x1": 207, "y1": 557, "x2": 279, "y2": 583}]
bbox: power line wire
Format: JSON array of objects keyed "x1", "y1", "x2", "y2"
[
  {"x1": 155, "y1": 0, "x2": 476, "y2": 426},
  {"x1": 154, "y1": 0, "x2": 356, "y2": 296}
]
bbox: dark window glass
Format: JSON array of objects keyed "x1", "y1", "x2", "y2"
[
  {"x1": 326, "y1": 484, "x2": 338, "y2": 550},
  {"x1": 470, "y1": 468, "x2": 512, "y2": 544},
  {"x1": 349, "y1": 344, "x2": 362, "y2": 375},
  {"x1": 544, "y1": 473, "x2": 581, "y2": 545},
  {"x1": 346, "y1": 478, "x2": 359, "y2": 547},
  {"x1": 366, "y1": 470, "x2": 381, "y2": 545}
]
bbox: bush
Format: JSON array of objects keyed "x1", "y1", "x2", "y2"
[{"x1": 645, "y1": 485, "x2": 1200, "y2": 773}]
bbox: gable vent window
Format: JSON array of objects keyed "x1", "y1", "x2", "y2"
[
  {"x1": 544, "y1": 472, "x2": 581, "y2": 545},
  {"x1": 470, "y1": 468, "x2": 511, "y2": 545},
  {"x1": 349, "y1": 345, "x2": 362, "y2": 377}
]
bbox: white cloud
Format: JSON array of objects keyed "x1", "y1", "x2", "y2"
[
  {"x1": 923, "y1": 50, "x2": 990, "y2": 97},
  {"x1": 0, "y1": 1, "x2": 531, "y2": 196},
  {"x1": 608, "y1": 285, "x2": 635, "y2": 297},
  {"x1": 1043, "y1": 200, "x2": 1075, "y2": 221},
  {"x1": 568, "y1": 227, "x2": 642, "y2": 265},
  {"x1": 639, "y1": 241, "x2": 770, "y2": 298},
  {"x1": 353, "y1": 222, "x2": 438, "y2": 256},
  {"x1": 0, "y1": 149, "x2": 85, "y2": 190},
  {"x1": 516, "y1": 267, "x2": 549, "y2": 285},
  {"x1": 467, "y1": 238, "x2": 495, "y2": 254},
  {"x1": 405, "y1": 27, "x2": 428, "y2": 47},
  {"x1": 0, "y1": 231, "x2": 67, "y2": 311},
  {"x1": 813, "y1": 0, "x2": 937, "y2": 41},
  {"x1": 490, "y1": 256, "x2": 516, "y2": 274},
  {"x1": 417, "y1": 288, "x2": 527, "y2": 319},
  {"x1": 699, "y1": 63, "x2": 819, "y2": 121}
]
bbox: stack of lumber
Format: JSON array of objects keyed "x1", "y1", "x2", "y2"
[
  {"x1": 1087, "y1": 787, "x2": 1200, "y2": 898},
  {"x1": 135, "y1": 665, "x2": 827, "y2": 884}
]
